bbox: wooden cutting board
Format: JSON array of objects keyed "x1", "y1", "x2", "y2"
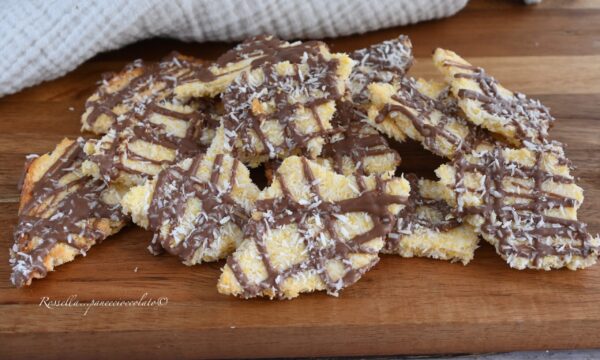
[{"x1": 1, "y1": 1, "x2": 599, "y2": 358}]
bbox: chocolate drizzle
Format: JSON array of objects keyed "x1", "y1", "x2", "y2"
[
  {"x1": 226, "y1": 157, "x2": 407, "y2": 298},
  {"x1": 221, "y1": 36, "x2": 327, "y2": 69},
  {"x1": 384, "y1": 174, "x2": 461, "y2": 252},
  {"x1": 444, "y1": 60, "x2": 554, "y2": 143},
  {"x1": 88, "y1": 98, "x2": 209, "y2": 183},
  {"x1": 451, "y1": 143, "x2": 597, "y2": 265},
  {"x1": 82, "y1": 51, "x2": 222, "y2": 184},
  {"x1": 146, "y1": 153, "x2": 249, "y2": 263},
  {"x1": 374, "y1": 77, "x2": 478, "y2": 158},
  {"x1": 83, "y1": 52, "x2": 204, "y2": 133},
  {"x1": 221, "y1": 47, "x2": 342, "y2": 162},
  {"x1": 11, "y1": 139, "x2": 127, "y2": 287},
  {"x1": 180, "y1": 35, "x2": 328, "y2": 84},
  {"x1": 321, "y1": 100, "x2": 400, "y2": 175},
  {"x1": 348, "y1": 35, "x2": 413, "y2": 103}
]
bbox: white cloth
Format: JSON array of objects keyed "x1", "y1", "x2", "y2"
[{"x1": 0, "y1": 0, "x2": 468, "y2": 97}]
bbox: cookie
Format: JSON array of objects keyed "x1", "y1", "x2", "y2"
[
  {"x1": 82, "y1": 98, "x2": 211, "y2": 187},
  {"x1": 210, "y1": 47, "x2": 353, "y2": 167},
  {"x1": 367, "y1": 77, "x2": 482, "y2": 159},
  {"x1": 347, "y1": 35, "x2": 413, "y2": 103},
  {"x1": 382, "y1": 174, "x2": 478, "y2": 265},
  {"x1": 120, "y1": 150, "x2": 259, "y2": 265},
  {"x1": 218, "y1": 156, "x2": 410, "y2": 299},
  {"x1": 10, "y1": 138, "x2": 128, "y2": 287},
  {"x1": 435, "y1": 141, "x2": 599, "y2": 270},
  {"x1": 318, "y1": 100, "x2": 400, "y2": 176},
  {"x1": 433, "y1": 48, "x2": 554, "y2": 145},
  {"x1": 324, "y1": 36, "x2": 410, "y2": 175},
  {"x1": 81, "y1": 52, "x2": 206, "y2": 135},
  {"x1": 265, "y1": 103, "x2": 401, "y2": 192},
  {"x1": 174, "y1": 35, "x2": 337, "y2": 100}
]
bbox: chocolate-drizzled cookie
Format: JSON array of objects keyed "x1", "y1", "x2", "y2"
[
  {"x1": 121, "y1": 150, "x2": 259, "y2": 265},
  {"x1": 382, "y1": 174, "x2": 479, "y2": 265},
  {"x1": 11, "y1": 138, "x2": 128, "y2": 287},
  {"x1": 347, "y1": 35, "x2": 413, "y2": 104},
  {"x1": 368, "y1": 77, "x2": 485, "y2": 159},
  {"x1": 175, "y1": 35, "x2": 337, "y2": 99},
  {"x1": 82, "y1": 52, "x2": 206, "y2": 135},
  {"x1": 311, "y1": 36, "x2": 413, "y2": 177},
  {"x1": 433, "y1": 48, "x2": 554, "y2": 146},
  {"x1": 436, "y1": 141, "x2": 599, "y2": 270},
  {"x1": 82, "y1": 98, "x2": 216, "y2": 187},
  {"x1": 218, "y1": 156, "x2": 410, "y2": 299},
  {"x1": 318, "y1": 100, "x2": 400, "y2": 176},
  {"x1": 265, "y1": 101, "x2": 401, "y2": 181},
  {"x1": 210, "y1": 46, "x2": 353, "y2": 167}
]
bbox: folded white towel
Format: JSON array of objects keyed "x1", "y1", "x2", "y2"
[{"x1": 0, "y1": 0, "x2": 468, "y2": 97}]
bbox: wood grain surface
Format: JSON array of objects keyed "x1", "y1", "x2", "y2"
[{"x1": 1, "y1": 0, "x2": 600, "y2": 358}]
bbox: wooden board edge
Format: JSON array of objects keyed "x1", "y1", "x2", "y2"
[{"x1": 2, "y1": 320, "x2": 599, "y2": 359}]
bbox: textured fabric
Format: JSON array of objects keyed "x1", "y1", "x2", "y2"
[{"x1": 0, "y1": 0, "x2": 468, "y2": 97}]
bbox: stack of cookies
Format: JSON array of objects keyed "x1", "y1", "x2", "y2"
[{"x1": 11, "y1": 35, "x2": 600, "y2": 299}]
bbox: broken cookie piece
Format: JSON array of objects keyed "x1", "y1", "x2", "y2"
[
  {"x1": 433, "y1": 48, "x2": 554, "y2": 145},
  {"x1": 348, "y1": 35, "x2": 413, "y2": 103},
  {"x1": 82, "y1": 52, "x2": 205, "y2": 135},
  {"x1": 218, "y1": 156, "x2": 410, "y2": 299},
  {"x1": 368, "y1": 77, "x2": 481, "y2": 159},
  {"x1": 316, "y1": 36, "x2": 412, "y2": 176},
  {"x1": 382, "y1": 174, "x2": 478, "y2": 265},
  {"x1": 210, "y1": 47, "x2": 353, "y2": 167},
  {"x1": 436, "y1": 141, "x2": 599, "y2": 270},
  {"x1": 318, "y1": 100, "x2": 400, "y2": 176},
  {"x1": 11, "y1": 138, "x2": 128, "y2": 287},
  {"x1": 175, "y1": 35, "x2": 337, "y2": 99},
  {"x1": 121, "y1": 151, "x2": 259, "y2": 265},
  {"x1": 82, "y1": 98, "x2": 209, "y2": 187}
]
